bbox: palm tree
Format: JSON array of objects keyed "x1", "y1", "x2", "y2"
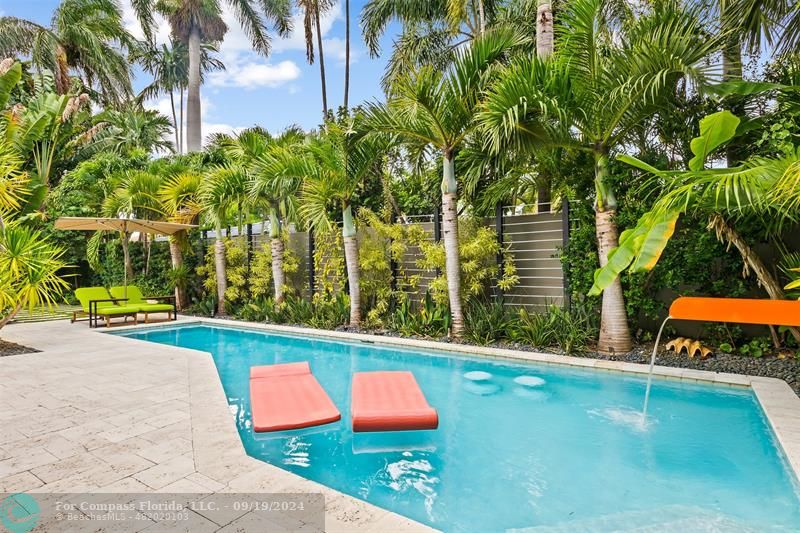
[
  {"x1": 535, "y1": 0, "x2": 554, "y2": 212},
  {"x1": 344, "y1": 0, "x2": 351, "y2": 110},
  {"x1": 0, "y1": 60, "x2": 92, "y2": 214},
  {"x1": 133, "y1": 0, "x2": 292, "y2": 152},
  {"x1": 0, "y1": 0, "x2": 136, "y2": 104},
  {"x1": 297, "y1": 0, "x2": 335, "y2": 116},
  {"x1": 84, "y1": 106, "x2": 175, "y2": 155},
  {"x1": 199, "y1": 163, "x2": 249, "y2": 315},
  {"x1": 366, "y1": 29, "x2": 524, "y2": 336},
  {"x1": 136, "y1": 40, "x2": 225, "y2": 153},
  {"x1": 245, "y1": 128, "x2": 305, "y2": 305},
  {"x1": 159, "y1": 170, "x2": 203, "y2": 309},
  {"x1": 361, "y1": 0, "x2": 486, "y2": 93},
  {"x1": 710, "y1": 0, "x2": 793, "y2": 164},
  {"x1": 479, "y1": 0, "x2": 719, "y2": 353},
  {"x1": 297, "y1": 119, "x2": 385, "y2": 328},
  {"x1": 212, "y1": 126, "x2": 302, "y2": 305}
]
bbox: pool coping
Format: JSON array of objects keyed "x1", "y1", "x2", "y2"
[{"x1": 112, "y1": 316, "x2": 800, "y2": 517}]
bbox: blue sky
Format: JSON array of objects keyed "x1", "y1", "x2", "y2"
[{"x1": 2, "y1": 0, "x2": 396, "y2": 141}]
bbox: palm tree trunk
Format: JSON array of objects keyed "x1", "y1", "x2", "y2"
[
  {"x1": 269, "y1": 207, "x2": 285, "y2": 305},
  {"x1": 314, "y1": 6, "x2": 328, "y2": 116},
  {"x1": 179, "y1": 88, "x2": 184, "y2": 153},
  {"x1": 214, "y1": 224, "x2": 227, "y2": 316},
  {"x1": 442, "y1": 153, "x2": 464, "y2": 336},
  {"x1": 186, "y1": 26, "x2": 202, "y2": 152},
  {"x1": 478, "y1": 0, "x2": 486, "y2": 34},
  {"x1": 594, "y1": 152, "x2": 632, "y2": 354},
  {"x1": 536, "y1": 0, "x2": 554, "y2": 212},
  {"x1": 343, "y1": 0, "x2": 350, "y2": 110},
  {"x1": 536, "y1": 0, "x2": 554, "y2": 58},
  {"x1": 169, "y1": 91, "x2": 180, "y2": 153},
  {"x1": 168, "y1": 237, "x2": 185, "y2": 310},
  {"x1": 120, "y1": 232, "x2": 134, "y2": 282},
  {"x1": 0, "y1": 301, "x2": 23, "y2": 331},
  {"x1": 709, "y1": 214, "x2": 800, "y2": 343},
  {"x1": 720, "y1": 3, "x2": 744, "y2": 167},
  {"x1": 342, "y1": 204, "x2": 361, "y2": 327},
  {"x1": 144, "y1": 233, "x2": 150, "y2": 276},
  {"x1": 537, "y1": 176, "x2": 551, "y2": 213}
]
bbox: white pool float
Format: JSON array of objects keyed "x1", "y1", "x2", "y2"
[
  {"x1": 464, "y1": 371, "x2": 493, "y2": 381},
  {"x1": 514, "y1": 375, "x2": 545, "y2": 387}
]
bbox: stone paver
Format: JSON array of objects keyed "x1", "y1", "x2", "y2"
[{"x1": 3, "y1": 316, "x2": 797, "y2": 533}]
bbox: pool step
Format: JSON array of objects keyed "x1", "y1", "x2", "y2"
[{"x1": 510, "y1": 504, "x2": 768, "y2": 532}]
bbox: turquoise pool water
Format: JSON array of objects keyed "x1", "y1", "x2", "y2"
[{"x1": 116, "y1": 324, "x2": 800, "y2": 531}]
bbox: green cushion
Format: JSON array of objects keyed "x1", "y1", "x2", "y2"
[
  {"x1": 110, "y1": 286, "x2": 173, "y2": 313},
  {"x1": 94, "y1": 305, "x2": 140, "y2": 316},
  {"x1": 75, "y1": 287, "x2": 115, "y2": 312},
  {"x1": 137, "y1": 303, "x2": 174, "y2": 312}
]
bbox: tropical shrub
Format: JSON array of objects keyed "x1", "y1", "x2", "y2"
[
  {"x1": 508, "y1": 305, "x2": 596, "y2": 354},
  {"x1": 390, "y1": 293, "x2": 452, "y2": 338},
  {"x1": 465, "y1": 300, "x2": 513, "y2": 345},
  {"x1": 413, "y1": 218, "x2": 519, "y2": 307},
  {"x1": 0, "y1": 222, "x2": 70, "y2": 330}
]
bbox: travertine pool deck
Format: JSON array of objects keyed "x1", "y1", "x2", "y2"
[{"x1": 1, "y1": 317, "x2": 799, "y2": 532}]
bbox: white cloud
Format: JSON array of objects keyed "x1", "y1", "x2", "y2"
[
  {"x1": 322, "y1": 37, "x2": 360, "y2": 65},
  {"x1": 204, "y1": 122, "x2": 243, "y2": 140},
  {"x1": 209, "y1": 59, "x2": 300, "y2": 89}
]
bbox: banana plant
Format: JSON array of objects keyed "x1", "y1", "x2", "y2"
[
  {"x1": 0, "y1": 59, "x2": 90, "y2": 216},
  {"x1": 589, "y1": 110, "x2": 742, "y2": 295},
  {"x1": 590, "y1": 110, "x2": 800, "y2": 342}
]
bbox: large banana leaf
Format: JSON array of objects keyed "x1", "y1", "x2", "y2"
[
  {"x1": 688, "y1": 111, "x2": 740, "y2": 171},
  {"x1": 588, "y1": 209, "x2": 680, "y2": 296},
  {"x1": 787, "y1": 269, "x2": 800, "y2": 296},
  {"x1": 0, "y1": 62, "x2": 21, "y2": 110}
]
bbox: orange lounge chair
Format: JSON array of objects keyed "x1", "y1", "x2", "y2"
[
  {"x1": 250, "y1": 362, "x2": 341, "y2": 432},
  {"x1": 351, "y1": 371, "x2": 439, "y2": 432}
]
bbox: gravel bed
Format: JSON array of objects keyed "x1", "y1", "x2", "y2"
[{"x1": 0, "y1": 339, "x2": 39, "y2": 357}]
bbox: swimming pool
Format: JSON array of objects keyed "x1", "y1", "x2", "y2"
[{"x1": 117, "y1": 324, "x2": 800, "y2": 531}]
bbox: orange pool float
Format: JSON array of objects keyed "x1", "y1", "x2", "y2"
[
  {"x1": 250, "y1": 362, "x2": 341, "y2": 432},
  {"x1": 351, "y1": 371, "x2": 439, "y2": 432}
]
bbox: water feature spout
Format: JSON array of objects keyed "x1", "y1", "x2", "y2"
[{"x1": 642, "y1": 316, "x2": 671, "y2": 421}]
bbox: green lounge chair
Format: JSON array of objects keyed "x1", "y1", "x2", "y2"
[
  {"x1": 74, "y1": 287, "x2": 140, "y2": 328},
  {"x1": 110, "y1": 286, "x2": 176, "y2": 323}
]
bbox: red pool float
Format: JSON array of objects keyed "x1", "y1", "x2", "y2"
[
  {"x1": 250, "y1": 362, "x2": 341, "y2": 432},
  {"x1": 351, "y1": 371, "x2": 439, "y2": 432}
]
